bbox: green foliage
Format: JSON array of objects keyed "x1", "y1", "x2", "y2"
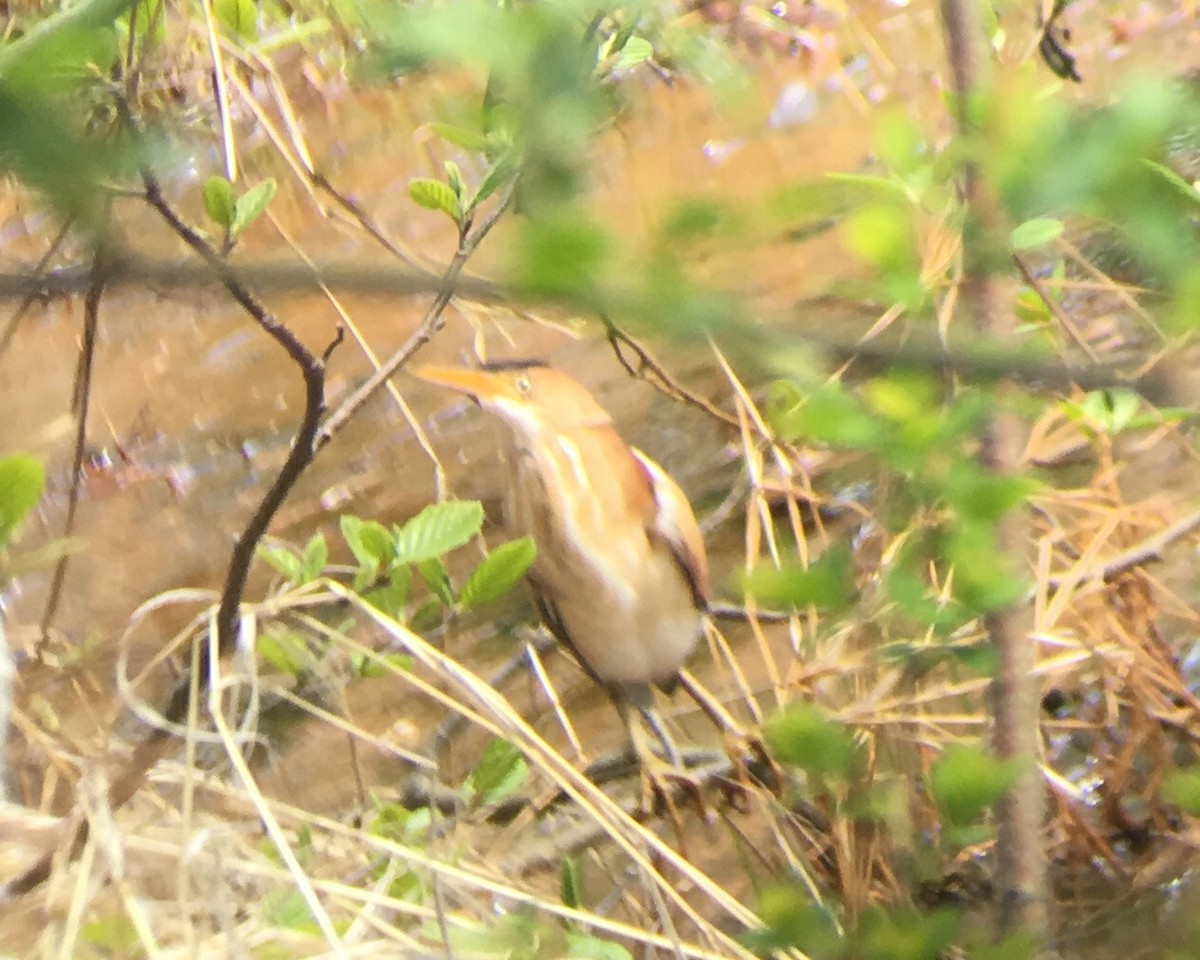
[
  {"x1": 0, "y1": 0, "x2": 143, "y2": 226},
  {"x1": 213, "y1": 0, "x2": 259, "y2": 42},
  {"x1": 559, "y1": 855, "x2": 583, "y2": 909},
  {"x1": 763, "y1": 702, "x2": 862, "y2": 779},
  {"x1": 463, "y1": 737, "x2": 528, "y2": 806},
  {"x1": 259, "y1": 887, "x2": 317, "y2": 932},
  {"x1": 1009, "y1": 216, "x2": 1063, "y2": 251},
  {"x1": 80, "y1": 912, "x2": 141, "y2": 956},
  {"x1": 740, "y1": 547, "x2": 854, "y2": 612},
  {"x1": 409, "y1": 176, "x2": 463, "y2": 225},
  {"x1": 203, "y1": 176, "x2": 278, "y2": 239},
  {"x1": 929, "y1": 742, "x2": 1017, "y2": 827},
  {"x1": 564, "y1": 932, "x2": 633, "y2": 960},
  {"x1": 258, "y1": 626, "x2": 311, "y2": 676},
  {"x1": 459, "y1": 536, "x2": 536, "y2": 609},
  {"x1": 746, "y1": 883, "x2": 843, "y2": 956},
  {"x1": 0, "y1": 453, "x2": 44, "y2": 551},
  {"x1": 857, "y1": 906, "x2": 959, "y2": 960},
  {"x1": 392, "y1": 501, "x2": 484, "y2": 566},
  {"x1": 1162, "y1": 768, "x2": 1200, "y2": 814}
]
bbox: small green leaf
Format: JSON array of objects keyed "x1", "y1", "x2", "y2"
[
  {"x1": 213, "y1": 0, "x2": 258, "y2": 41},
  {"x1": 763, "y1": 702, "x2": 861, "y2": 778},
  {"x1": 393, "y1": 501, "x2": 484, "y2": 565},
  {"x1": 409, "y1": 177, "x2": 462, "y2": 222},
  {"x1": 364, "y1": 566, "x2": 412, "y2": 618},
  {"x1": 614, "y1": 35, "x2": 653, "y2": 71},
  {"x1": 341, "y1": 515, "x2": 392, "y2": 569},
  {"x1": 416, "y1": 557, "x2": 455, "y2": 606},
  {"x1": 259, "y1": 888, "x2": 315, "y2": 930},
  {"x1": 0, "y1": 454, "x2": 44, "y2": 549},
  {"x1": 231, "y1": 177, "x2": 277, "y2": 235},
  {"x1": 443, "y1": 160, "x2": 466, "y2": 201},
  {"x1": 258, "y1": 628, "x2": 310, "y2": 675},
  {"x1": 459, "y1": 537, "x2": 536, "y2": 608},
  {"x1": 1010, "y1": 217, "x2": 1063, "y2": 251},
  {"x1": 464, "y1": 738, "x2": 527, "y2": 806},
  {"x1": 299, "y1": 533, "x2": 327, "y2": 584},
  {"x1": 929, "y1": 743, "x2": 1017, "y2": 826},
  {"x1": 560, "y1": 856, "x2": 583, "y2": 909},
  {"x1": 1142, "y1": 158, "x2": 1200, "y2": 209},
  {"x1": 1163, "y1": 769, "x2": 1200, "y2": 814},
  {"x1": 469, "y1": 150, "x2": 517, "y2": 212},
  {"x1": 427, "y1": 122, "x2": 492, "y2": 151},
  {"x1": 565, "y1": 933, "x2": 634, "y2": 960},
  {"x1": 740, "y1": 547, "x2": 854, "y2": 612},
  {"x1": 258, "y1": 544, "x2": 302, "y2": 582},
  {"x1": 202, "y1": 175, "x2": 236, "y2": 228},
  {"x1": 351, "y1": 650, "x2": 413, "y2": 679}
]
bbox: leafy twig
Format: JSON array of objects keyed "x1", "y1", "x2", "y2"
[{"x1": 314, "y1": 185, "x2": 516, "y2": 451}]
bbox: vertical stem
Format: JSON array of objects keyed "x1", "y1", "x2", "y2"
[{"x1": 940, "y1": 0, "x2": 1048, "y2": 942}]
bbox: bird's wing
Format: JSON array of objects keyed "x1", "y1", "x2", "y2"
[{"x1": 630, "y1": 448, "x2": 710, "y2": 610}]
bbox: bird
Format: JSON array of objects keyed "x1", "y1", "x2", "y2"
[{"x1": 413, "y1": 359, "x2": 734, "y2": 801}]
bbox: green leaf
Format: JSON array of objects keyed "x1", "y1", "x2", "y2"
[
  {"x1": 929, "y1": 743, "x2": 1017, "y2": 826},
  {"x1": 443, "y1": 160, "x2": 466, "y2": 202},
  {"x1": 740, "y1": 547, "x2": 854, "y2": 612},
  {"x1": 514, "y1": 212, "x2": 611, "y2": 298},
  {"x1": 0, "y1": 454, "x2": 44, "y2": 550},
  {"x1": 364, "y1": 566, "x2": 412, "y2": 618},
  {"x1": 340, "y1": 515, "x2": 392, "y2": 569},
  {"x1": 427, "y1": 122, "x2": 493, "y2": 151},
  {"x1": 351, "y1": 650, "x2": 413, "y2": 679},
  {"x1": 258, "y1": 628, "x2": 310, "y2": 675},
  {"x1": 614, "y1": 35, "x2": 653, "y2": 71},
  {"x1": 259, "y1": 888, "x2": 316, "y2": 931},
  {"x1": 560, "y1": 856, "x2": 583, "y2": 909},
  {"x1": 1142, "y1": 158, "x2": 1200, "y2": 210},
  {"x1": 299, "y1": 533, "x2": 327, "y2": 583},
  {"x1": 565, "y1": 932, "x2": 634, "y2": 960},
  {"x1": 213, "y1": 0, "x2": 258, "y2": 41},
  {"x1": 468, "y1": 150, "x2": 517, "y2": 212},
  {"x1": 202, "y1": 175, "x2": 236, "y2": 228},
  {"x1": 763, "y1": 702, "x2": 861, "y2": 778},
  {"x1": 1164, "y1": 769, "x2": 1200, "y2": 814},
  {"x1": 258, "y1": 544, "x2": 302, "y2": 582},
  {"x1": 408, "y1": 177, "x2": 462, "y2": 222},
  {"x1": 459, "y1": 537, "x2": 536, "y2": 608},
  {"x1": 231, "y1": 177, "x2": 277, "y2": 236},
  {"x1": 392, "y1": 501, "x2": 484, "y2": 565},
  {"x1": 749, "y1": 883, "x2": 841, "y2": 953},
  {"x1": 1010, "y1": 216, "x2": 1063, "y2": 251},
  {"x1": 416, "y1": 557, "x2": 455, "y2": 606},
  {"x1": 464, "y1": 738, "x2": 527, "y2": 806}
]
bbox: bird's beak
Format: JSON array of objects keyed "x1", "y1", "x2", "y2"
[{"x1": 411, "y1": 365, "x2": 504, "y2": 403}]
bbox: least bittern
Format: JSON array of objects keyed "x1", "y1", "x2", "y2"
[{"x1": 415, "y1": 360, "x2": 738, "y2": 801}]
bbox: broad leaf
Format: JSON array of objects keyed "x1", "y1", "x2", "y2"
[
  {"x1": 409, "y1": 177, "x2": 461, "y2": 222},
  {"x1": 459, "y1": 537, "x2": 536, "y2": 608},
  {"x1": 231, "y1": 177, "x2": 277, "y2": 235},
  {"x1": 203, "y1": 176, "x2": 236, "y2": 228},
  {"x1": 0, "y1": 454, "x2": 44, "y2": 550},
  {"x1": 392, "y1": 501, "x2": 483, "y2": 565}
]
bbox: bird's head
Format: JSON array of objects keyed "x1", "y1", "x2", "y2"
[{"x1": 413, "y1": 361, "x2": 613, "y2": 438}]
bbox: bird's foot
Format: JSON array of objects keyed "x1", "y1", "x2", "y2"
[
  {"x1": 636, "y1": 755, "x2": 713, "y2": 849},
  {"x1": 715, "y1": 731, "x2": 784, "y2": 810}
]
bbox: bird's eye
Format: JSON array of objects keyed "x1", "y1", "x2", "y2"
[{"x1": 515, "y1": 375, "x2": 532, "y2": 393}]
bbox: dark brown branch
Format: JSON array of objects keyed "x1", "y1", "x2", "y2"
[
  {"x1": 314, "y1": 186, "x2": 516, "y2": 451},
  {"x1": 0, "y1": 219, "x2": 73, "y2": 359},
  {"x1": 602, "y1": 319, "x2": 741, "y2": 430},
  {"x1": 36, "y1": 241, "x2": 109, "y2": 655}
]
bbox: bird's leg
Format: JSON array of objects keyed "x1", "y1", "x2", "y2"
[
  {"x1": 615, "y1": 689, "x2": 708, "y2": 826},
  {"x1": 675, "y1": 668, "x2": 781, "y2": 793}
]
